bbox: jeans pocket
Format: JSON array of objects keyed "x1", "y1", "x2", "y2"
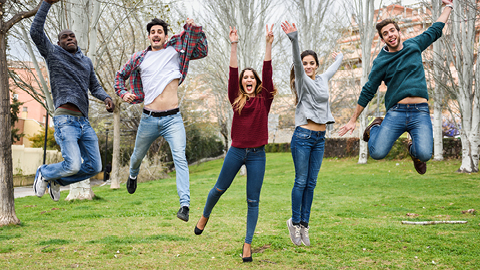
[
  {"x1": 294, "y1": 131, "x2": 311, "y2": 140},
  {"x1": 53, "y1": 116, "x2": 71, "y2": 129},
  {"x1": 415, "y1": 106, "x2": 430, "y2": 114}
]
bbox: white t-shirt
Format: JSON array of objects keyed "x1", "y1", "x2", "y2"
[{"x1": 140, "y1": 46, "x2": 181, "y2": 105}]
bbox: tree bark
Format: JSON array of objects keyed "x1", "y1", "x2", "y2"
[
  {"x1": 0, "y1": 0, "x2": 41, "y2": 226},
  {"x1": 110, "y1": 100, "x2": 121, "y2": 189},
  {"x1": 0, "y1": 30, "x2": 20, "y2": 226},
  {"x1": 432, "y1": 0, "x2": 444, "y2": 161}
]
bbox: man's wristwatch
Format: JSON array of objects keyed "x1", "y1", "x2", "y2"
[{"x1": 445, "y1": 4, "x2": 453, "y2": 10}]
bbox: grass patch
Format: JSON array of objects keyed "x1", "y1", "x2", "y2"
[{"x1": 1, "y1": 154, "x2": 479, "y2": 269}]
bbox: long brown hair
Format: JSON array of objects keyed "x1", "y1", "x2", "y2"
[
  {"x1": 233, "y1": 67, "x2": 271, "y2": 114},
  {"x1": 290, "y1": 50, "x2": 319, "y2": 105}
]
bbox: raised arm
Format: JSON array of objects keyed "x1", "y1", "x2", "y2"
[
  {"x1": 265, "y1": 24, "x2": 273, "y2": 62},
  {"x1": 184, "y1": 18, "x2": 208, "y2": 60},
  {"x1": 437, "y1": 0, "x2": 453, "y2": 23},
  {"x1": 30, "y1": 0, "x2": 60, "y2": 57},
  {"x1": 323, "y1": 52, "x2": 343, "y2": 80},
  {"x1": 281, "y1": 21, "x2": 304, "y2": 80},
  {"x1": 229, "y1": 26, "x2": 238, "y2": 68}
]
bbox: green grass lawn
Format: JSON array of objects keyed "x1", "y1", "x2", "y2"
[{"x1": 1, "y1": 153, "x2": 479, "y2": 269}]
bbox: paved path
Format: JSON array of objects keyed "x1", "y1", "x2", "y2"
[{"x1": 14, "y1": 179, "x2": 107, "y2": 199}]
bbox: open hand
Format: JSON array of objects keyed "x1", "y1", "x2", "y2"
[
  {"x1": 338, "y1": 120, "x2": 356, "y2": 137},
  {"x1": 229, "y1": 26, "x2": 238, "y2": 43},
  {"x1": 281, "y1": 21, "x2": 297, "y2": 35},
  {"x1": 265, "y1": 24, "x2": 274, "y2": 44},
  {"x1": 332, "y1": 52, "x2": 341, "y2": 59}
]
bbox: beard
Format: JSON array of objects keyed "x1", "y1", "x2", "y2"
[{"x1": 386, "y1": 36, "x2": 402, "y2": 51}]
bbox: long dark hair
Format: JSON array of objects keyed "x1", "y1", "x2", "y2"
[{"x1": 290, "y1": 50, "x2": 319, "y2": 104}]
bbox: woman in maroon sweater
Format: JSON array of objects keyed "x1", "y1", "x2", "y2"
[{"x1": 194, "y1": 25, "x2": 276, "y2": 262}]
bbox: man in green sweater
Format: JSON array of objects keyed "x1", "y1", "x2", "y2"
[{"x1": 339, "y1": 0, "x2": 454, "y2": 174}]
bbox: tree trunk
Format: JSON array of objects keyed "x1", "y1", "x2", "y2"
[
  {"x1": 355, "y1": 0, "x2": 376, "y2": 164},
  {"x1": 432, "y1": 0, "x2": 443, "y2": 161},
  {"x1": 110, "y1": 100, "x2": 121, "y2": 189},
  {"x1": 357, "y1": 110, "x2": 368, "y2": 164},
  {"x1": 0, "y1": 31, "x2": 20, "y2": 225}
]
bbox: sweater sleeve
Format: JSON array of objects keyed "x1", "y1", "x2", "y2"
[
  {"x1": 286, "y1": 31, "x2": 305, "y2": 91},
  {"x1": 412, "y1": 22, "x2": 445, "y2": 52},
  {"x1": 357, "y1": 59, "x2": 385, "y2": 108},
  {"x1": 29, "y1": 1, "x2": 54, "y2": 58},
  {"x1": 228, "y1": 66, "x2": 239, "y2": 105},
  {"x1": 262, "y1": 60, "x2": 274, "y2": 98},
  {"x1": 323, "y1": 53, "x2": 343, "y2": 80},
  {"x1": 88, "y1": 59, "x2": 111, "y2": 102}
]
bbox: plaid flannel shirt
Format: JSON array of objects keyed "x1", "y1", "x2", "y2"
[{"x1": 114, "y1": 23, "x2": 208, "y2": 103}]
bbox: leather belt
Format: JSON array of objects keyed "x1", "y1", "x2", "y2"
[{"x1": 143, "y1": 108, "x2": 179, "y2": 117}]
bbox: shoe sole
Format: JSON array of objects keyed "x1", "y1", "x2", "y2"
[
  {"x1": 34, "y1": 167, "x2": 44, "y2": 198},
  {"x1": 49, "y1": 185, "x2": 60, "y2": 202}
]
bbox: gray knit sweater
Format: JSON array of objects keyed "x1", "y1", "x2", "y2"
[
  {"x1": 30, "y1": 1, "x2": 110, "y2": 117},
  {"x1": 287, "y1": 31, "x2": 343, "y2": 126}
]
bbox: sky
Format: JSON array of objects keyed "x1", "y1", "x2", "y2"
[{"x1": 7, "y1": 0, "x2": 425, "y2": 61}]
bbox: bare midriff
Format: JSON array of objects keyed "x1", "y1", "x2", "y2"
[
  {"x1": 397, "y1": 96, "x2": 427, "y2": 104},
  {"x1": 59, "y1": 103, "x2": 81, "y2": 112},
  {"x1": 144, "y1": 79, "x2": 180, "y2": 111},
  {"x1": 300, "y1": 119, "x2": 326, "y2": 132}
]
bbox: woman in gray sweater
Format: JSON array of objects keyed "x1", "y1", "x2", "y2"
[{"x1": 281, "y1": 21, "x2": 343, "y2": 246}]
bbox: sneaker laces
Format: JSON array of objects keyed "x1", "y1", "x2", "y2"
[
  {"x1": 303, "y1": 226, "x2": 309, "y2": 238},
  {"x1": 294, "y1": 225, "x2": 301, "y2": 238}
]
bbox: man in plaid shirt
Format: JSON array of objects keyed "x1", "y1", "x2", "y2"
[{"x1": 115, "y1": 18, "x2": 207, "y2": 222}]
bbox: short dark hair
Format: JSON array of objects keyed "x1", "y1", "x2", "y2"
[
  {"x1": 376, "y1": 19, "x2": 400, "y2": 39},
  {"x1": 147, "y1": 18, "x2": 169, "y2": 35}
]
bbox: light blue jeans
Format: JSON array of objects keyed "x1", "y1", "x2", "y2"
[
  {"x1": 130, "y1": 112, "x2": 190, "y2": 207},
  {"x1": 290, "y1": 127, "x2": 325, "y2": 224},
  {"x1": 369, "y1": 103, "x2": 433, "y2": 162},
  {"x1": 40, "y1": 115, "x2": 102, "y2": 186},
  {"x1": 202, "y1": 146, "x2": 266, "y2": 244}
]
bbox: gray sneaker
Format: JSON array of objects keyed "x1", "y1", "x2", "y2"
[
  {"x1": 49, "y1": 181, "x2": 60, "y2": 202},
  {"x1": 286, "y1": 218, "x2": 302, "y2": 246},
  {"x1": 33, "y1": 166, "x2": 48, "y2": 197},
  {"x1": 300, "y1": 225, "x2": 310, "y2": 246}
]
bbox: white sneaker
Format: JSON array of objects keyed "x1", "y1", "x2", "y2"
[
  {"x1": 300, "y1": 225, "x2": 310, "y2": 246},
  {"x1": 49, "y1": 181, "x2": 60, "y2": 202},
  {"x1": 33, "y1": 166, "x2": 48, "y2": 197},
  {"x1": 286, "y1": 218, "x2": 302, "y2": 246}
]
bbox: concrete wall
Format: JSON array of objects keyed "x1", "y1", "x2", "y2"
[{"x1": 12, "y1": 145, "x2": 63, "y2": 176}]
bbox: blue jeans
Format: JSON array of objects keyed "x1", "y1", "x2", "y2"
[
  {"x1": 202, "y1": 146, "x2": 265, "y2": 244},
  {"x1": 290, "y1": 127, "x2": 325, "y2": 224},
  {"x1": 369, "y1": 103, "x2": 433, "y2": 162},
  {"x1": 40, "y1": 115, "x2": 102, "y2": 186},
  {"x1": 130, "y1": 112, "x2": 190, "y2": 207}
]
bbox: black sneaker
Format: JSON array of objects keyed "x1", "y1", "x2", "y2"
[
  {"x1": 177, "y1": 206, "x2": 189, "y2": 222},
  {"x1": 126, "y1": 176, "x2": 137, "y2": 194}
]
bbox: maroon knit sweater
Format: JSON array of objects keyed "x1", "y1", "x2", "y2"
[{"x1": 228, "y1": 60, "x2": 275, "y2": 148}]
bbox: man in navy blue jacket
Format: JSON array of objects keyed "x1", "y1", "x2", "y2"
[{"x1": 30, "y1": 0, "x2": 114, "y2": 201}]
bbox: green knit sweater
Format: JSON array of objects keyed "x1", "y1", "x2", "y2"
[{"x1": 358, "y1": 22, "x2": 445, "y2": 111}]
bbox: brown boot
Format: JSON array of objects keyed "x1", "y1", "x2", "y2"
[
  {"x1": 362, "y1": 117, "x2": 383, "y2": 142},
  {"x1": 408, "y1": 141, "x2": 427, "y2": 174}
]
